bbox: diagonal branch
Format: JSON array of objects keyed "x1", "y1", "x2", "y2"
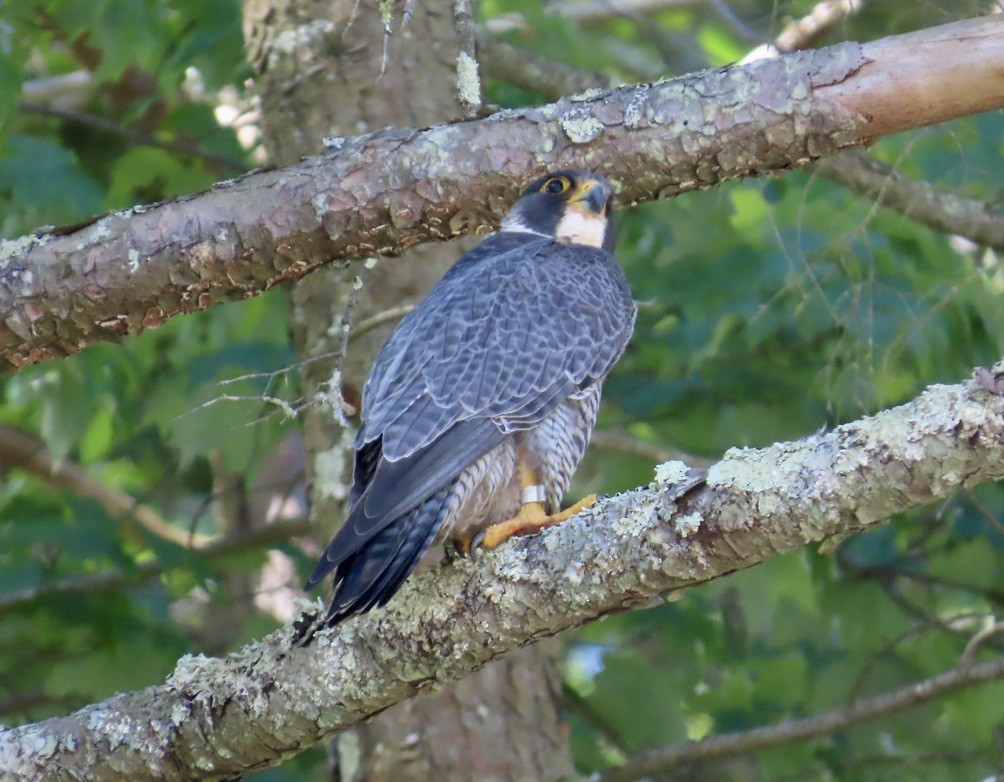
[
  {"x1": 1, "y1": 15, "x2": 1001, "y2": 372},
  {"x1": 599, "y1": 655, "x2": 1004, "y2": 782},
  {"x1": 0, "y1": 517, "x2": 310, "y2": 619},
  {"x1": 1, "y1": 361, "x2": 1003, "y2": 780},
  {"x1": 811, "y1": 152, "x2": 1004, "y2": 249},
  {"x1": 0, "y1": 423, "x2": 213, "y2": 549}
]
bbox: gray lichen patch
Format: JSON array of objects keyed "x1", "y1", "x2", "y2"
[
  {"x1": 674, "y1": 512, "x2": 704, "y2": 539},
  {"x1": 456, "y1": 52, "x2": 482, "y2": 108},
  {"x1": 560, "y1": 114, "x2": 604, "y2": 144},
  {"x1": 0, "y1": 233, "x2": 50, "y2": 268},
  {"x1": 652, "y1": 459, "x2": 690, "y2": 487}
]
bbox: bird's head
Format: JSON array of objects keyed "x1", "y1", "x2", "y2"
[{"x1": 501, "y1": 169, "x2": 616, "y2": 253}]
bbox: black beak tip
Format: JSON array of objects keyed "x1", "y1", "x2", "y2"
[{"x1": 585, "y1": 181, "x2": 611, "y2": 214}]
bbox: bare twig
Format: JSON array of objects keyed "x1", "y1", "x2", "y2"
[
  {"x1": 960, "y1": 621, "x2": 1004, "y2": 669},
  {"x1": 349, "y1": 304, "x2": 416, "y2": 341},
  {"x1": 965, "y1": 489, "x2": 1004, "y2": 536},
  {"x1": 479, "y1": 38, "x2": 614, "y2": 97},
  {"x1": 551, "y1": 0, "x2": 702, "y2": 22},
  {"x1": 775, "y1": 0, "x2": 863, "y2": 52},
  {"x1": 743, "y1": 0, "x2": 864, "y2": 61},
  {"x1": 484, "y1": 0, "x2": 702, "y2": 33},
  {"x1": 706, "y1": 0, "x2": 765, "y2": 44},
  {"x1": 811, "y1": 152, "x2": 1004, "y2": 251},
  {"x1": 598, "y1": 657, "x2": 1004, "y2": 782}
]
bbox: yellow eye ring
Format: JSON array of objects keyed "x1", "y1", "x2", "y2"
[{"x1": 543, "y1": 177, "x2": 569, "y2": 195}]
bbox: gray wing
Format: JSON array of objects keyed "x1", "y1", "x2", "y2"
[
  {"x1": 306, "y1": 234, "x2": 635, "y2": 587},
  {"x1": 360, "y1": 234, "x2": 637, "y2": 459}
]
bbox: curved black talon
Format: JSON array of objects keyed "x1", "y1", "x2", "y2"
[{"x1": 468, "y1": 529, "x2": 487, "y2": 560}]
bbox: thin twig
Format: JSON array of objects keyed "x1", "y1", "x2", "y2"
[
  {"x1": 777, "y1": 0, "x2": 862, "y2": 51},
  {"x1": 599, "y1": 657, "x2": 1004, "y2": 782},
  {"x1": 349, "y1": 304, "x2": 416, "y2": 341},
  {"x1": 321, "y1": 260, "x2": 375, "y2": 426},
  {"x1": 960, "y1": 621, "x2": 1004, "y2": 669},
  {"x1": 811, "y1": 152, "x2": 1004, "y2": 252},
  {"x1": 965, "y1": 489, "x2": 1004, "y2": 536},
  {"x1": 479, "y1": 38, "x2": 614, "y2": 97},
  {"x1": 706, "y1": 0, "x2": 766, "y2": 44}
]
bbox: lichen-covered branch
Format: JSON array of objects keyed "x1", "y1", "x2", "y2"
[
  {"x1": 1, "y1": 15, "x2": 1001, "y2": 372},
  {"x1": 2, "y1": 361, "x2": 1003, "y2": 780},
  {"x1": 599, "y1": 655, "x2": 1004, "y2": 782}
]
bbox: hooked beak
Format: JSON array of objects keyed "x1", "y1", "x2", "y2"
[{"x1": 569, "y1": 178, "x2": 612, "y2": 214}]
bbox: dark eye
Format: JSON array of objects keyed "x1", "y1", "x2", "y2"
[{"x1": 544, "y1": 177, "x2": 568, "y2": 195}]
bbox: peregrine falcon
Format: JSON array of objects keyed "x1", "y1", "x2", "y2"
[{"x1": 306, "y1": 169, "x2": 637, "y2": 625}]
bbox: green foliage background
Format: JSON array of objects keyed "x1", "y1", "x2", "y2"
[{"x1": 1, "y1": 1, "x2": 1002, "y2": 779}]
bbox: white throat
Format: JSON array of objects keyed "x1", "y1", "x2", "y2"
[{"x1": 554, "y1": 210, "x2": 607, "y2": 248}]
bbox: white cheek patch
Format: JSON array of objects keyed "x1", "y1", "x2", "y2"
[{"x1": 555, "y1": 210, "x2": 607, "y2": 248}]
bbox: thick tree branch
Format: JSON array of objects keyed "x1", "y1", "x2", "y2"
[
  {"x1": 599, "y1": 655, "x2": 1004, "y2": 782},
  {"x1": 1, "y1": 361, "x2": 1003, "y2": 780},
  {"x1": 1, "y1": 15, "x2": 1001, "y2": 372}
]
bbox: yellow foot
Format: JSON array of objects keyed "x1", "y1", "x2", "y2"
[{"x1": 458, "y1": 493, "x2": 601, "y2": 554}]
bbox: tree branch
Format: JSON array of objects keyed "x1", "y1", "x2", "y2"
[
  {"x1": 1, "y1": 361, "x2": 1003, "y2": 780},
  {"x1": 811, "y1": 151, "x2": 1004, "y2": 249},
  {"x1": 1, "y1": 15, "x2": 1001, "y2": 372},
  {"x1": 599, "y1": 655, "x2": 1004, "y2": 782},
  {"x1": 0, "y1": 517, "x2": 310, "y2": 619},
  {"x1": 0, "y1": 423, "x2": 214, "y2": 549},
  {"x1": 16, "y1": 102, "x2": 248, "y2": 173}
]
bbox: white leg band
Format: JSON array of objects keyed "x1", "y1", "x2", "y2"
[{"x1": 522, "y1": 484, "x2": 547, "y2": 504}]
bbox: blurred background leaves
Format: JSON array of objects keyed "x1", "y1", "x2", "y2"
[{"x1": 1, "y1": 0, "x2": 1002, "y2": 779}]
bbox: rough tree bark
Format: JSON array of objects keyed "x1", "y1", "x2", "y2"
[
  {"x1": 0, "y1": 15, "x2": 1000, "y2": 372},
  {"x1": 2, "y1": 363, "x2": 1003, "y2": 779},
  {"x1": 242, "y1": 0, "x2": 572, "y2": 779}
]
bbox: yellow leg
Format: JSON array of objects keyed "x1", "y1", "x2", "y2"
[
  {"x1": 457, "y1": 462, "x2": 601, "y2": 554},
  {"x1": 477, "y1": 493, "x2": 600, "y2": 549}
]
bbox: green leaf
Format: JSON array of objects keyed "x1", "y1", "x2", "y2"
[
  {"x1": 0, "y1": 135, "x2": 104, "y2": 221},
  {"x1": 34, "y1": 365, "x2": 90, "y2": 465}
]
